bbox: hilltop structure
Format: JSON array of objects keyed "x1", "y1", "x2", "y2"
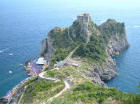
[{"x1": 77, "y1": 13, "x2": 91, "y2": 23}]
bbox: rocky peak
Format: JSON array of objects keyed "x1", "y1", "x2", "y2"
[
  {"x1": 99, "y1": 19, "x2": 129, "y2": 56},
  {"x1": 99, "y1": 19, "x2": 125, "y2": 35},
  {"x1": 70, "y1": 13, "x2": 100, "y2": 43}
]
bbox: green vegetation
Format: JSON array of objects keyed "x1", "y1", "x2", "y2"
[
  {"x1": 49, "y1": 17, "x2": 126, "y2": 66},
  {"x1": 100, "y1": 19, "x2": 124, "y2": 36},
  {"x1": 20, "y1": 80, "x2": 64, "y2": 104},
  {"x1": 50, "y1": 81, "x2": 140, "y2": 104},
  {"x1": 71, "y1": 21, "x2": 86, "y2": 42},
  {"x1": 100, "y1": 19, "x2": 125, "y2": 43},
  {"x1": 44, "y1": 66, "x2": 140, "y2": 104},
  {"x1": 51, "y1": 48, "x2": 71, "y2": 64},
  {"x1": 20, "y1": 66, "x2": 140, "y2": 104},
  {"x1": 51, "y1": 42, "x2": 78, "y2": 64},
  {"x1": 73, "y1": 19, "x2": 125, "y2": 65},
  {"x1": 19, "y1": 76, "x2": 38, "y2": 89},
  {"x1": 50, "y1": 27, "x2": 72, "y2": 48},
  {"x1": 24, "y1": 18, "x2": 139, "y2": 104},
  {"x1": 73, "y1": 35, "x2": 107, "y2": 65},
  {"x1": 79, "y1": 64, "x2": 88, "y2": 70},
  {"x1": 44, "y1": 67, "x2": 78, "y2": 80}
]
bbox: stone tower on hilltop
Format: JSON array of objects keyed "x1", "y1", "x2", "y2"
[
  {"x1": 77, "y1": 13, "x2": 91, "y2": 23},
  {"x1": 76, "y1": 13, "x2": 92, "y2": 43}
]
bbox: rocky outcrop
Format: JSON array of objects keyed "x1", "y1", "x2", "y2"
[
  {"x1": 40, "y1": 13, "x2": 101, "y2": 59},
  {"x1": 40, "y1": 35, "x2": 54, "y2": 63},
  {"x1": 107, "y1": 33, "x2": 129, "y2": 56},
  {"x1": 100, "y1": 19, "x2": 129, "y2": 56},
  {"x1": 86, "y1": 19, "x2": 129, "y2": 86},
  {"x1": 40, "y1": 38, "x2": 48, "y2": 57},
  {"x1": 91, "y1": 55, "x2": 117, "y2": 86},
  {"x1": 40, "y1": 14, "x2": 129, "y2": 86}
]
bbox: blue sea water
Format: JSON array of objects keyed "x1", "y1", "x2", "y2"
[{"x1": 0, "y1": 0, "x2": 140, "y2": 97}]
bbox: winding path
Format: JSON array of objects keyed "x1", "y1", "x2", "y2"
[
  {"x1": 39, "y1": 71, "x2": 60, "y2": 82},
  {"x1": 18, "y1": 86, "x2": 27, "y2": 104},
  {"x1": 39, "y1": 47, "x2": 79, "y2": 103},
  {"x1": 47, "y1": 79, "x2": 70, "y2": 103},
  {"x1": 39, "y1": 71, "x2": 71, "y2": 104}
]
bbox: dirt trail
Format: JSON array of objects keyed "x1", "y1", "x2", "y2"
[
  {"x1": 46, "y1": 79, "x2": 70, "y2": 103},
  {"x1": 39, "y1": 72, "x2": 70, "y2": 104}
]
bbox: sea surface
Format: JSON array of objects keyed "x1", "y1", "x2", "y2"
[{"x1": 0, "y1": 0, "x2": 140, "y2": 97}]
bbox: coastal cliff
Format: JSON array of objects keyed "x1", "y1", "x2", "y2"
[
  {"x1": 85, "y1": 19, "x2": 129, "y2": 85},
  {"x1": 100, "y1": 19, "x2": 129, "y2": 56},
  {"x1": 40, "y1": 13, "x2": 129, "y2": 86},
  {"x1": 6, "y1": 14, "x2": 140, "y2": 104}
]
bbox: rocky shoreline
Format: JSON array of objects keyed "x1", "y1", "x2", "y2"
[
  {"x1": 84, "y1": 32, "x2": 129, "y2": 86},
  {"x1": 0, "y1": 77, "x2": 36, "y2": 104}
]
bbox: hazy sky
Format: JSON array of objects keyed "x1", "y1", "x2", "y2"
[
  {"x1": 49, "y1": 0, "x2": 140, "y2": 10},
  {"x1": 0, "y1": 0, "x2": 140, "y2": 11}
]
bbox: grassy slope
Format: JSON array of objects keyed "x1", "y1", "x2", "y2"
[
  {"x1": 44, "y1": 67, "x2": 140, "y2": 104},
  {"x1": 20, "y1": 79, "x2": 65, "y2": 104},
  {"x1": 20, "y1": 66, "x2": 140, "y2": 104}
]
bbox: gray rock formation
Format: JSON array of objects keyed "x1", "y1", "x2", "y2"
[
  {"x1": 107, "y1": 33, "x2": 129, "y2": 56},
  {"x1": 86, "y1": 19, "x2": 129, "y2": 86},
  {"x1": 91, "y1": 55, "x2": 118, "y2": 85},
  {"x1": 40, "y1": 38, "x2": 48, "y2": 57},
  {"x1": 40, "y1": 35, "x2": 54, "y2": 64},
  {"x1": 100, "y1": 19, "x2": 129, "y2": 56}
]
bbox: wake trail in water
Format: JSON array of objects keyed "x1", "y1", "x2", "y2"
[{"x1": 0, "y1": 48, "x2": 9, "y2": 53}]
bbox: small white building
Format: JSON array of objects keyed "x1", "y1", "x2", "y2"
[{"x1": 36, "y1": 57, "x2": 46, "y2": 65}]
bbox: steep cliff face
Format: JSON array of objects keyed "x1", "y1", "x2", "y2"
[
  {"x1": 40, "y1": 35, "x2": 54, "y2": 63},
  {"x1": 85, "y1": 19, "x2": 129, "y2": 85},
  {"x1": 99, "y1": 19, "x2": 129, "y2": 56},
  {"x1": 40, "y1": 38, "x2": 48, "y2": 57}
]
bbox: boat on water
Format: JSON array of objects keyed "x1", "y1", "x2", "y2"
[
  {"x1": 19, "y1": 64, "x2": 23, "y2": 66},
  {"x1": 0, "y1": 50, "x2": 3, "y2": 53},
  {"x1": 9, "y1": 70, "x2": 12, "y2": 74},
  {"x1": 9, "y1": 53, "x2": 13, "y2": 56}
]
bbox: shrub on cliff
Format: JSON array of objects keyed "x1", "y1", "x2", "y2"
[{"x1": 73, "y1": 34, "x2": 107, "y2": 65}]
